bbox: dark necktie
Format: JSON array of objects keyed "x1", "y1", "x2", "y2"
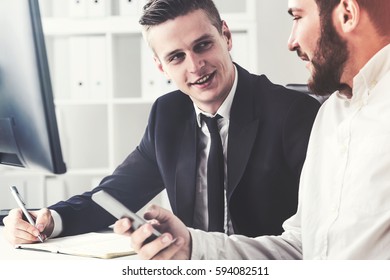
[{"x1": 202, "y1": 114, "x2": 224, "y2": 232}]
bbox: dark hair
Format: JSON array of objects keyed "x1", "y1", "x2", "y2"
[
  {"x1": 315, "y1": 0, "x2": 390, "y2": 36},
  {"x1": 140, "y1": 0, "x2": 222, "y2": 33}
]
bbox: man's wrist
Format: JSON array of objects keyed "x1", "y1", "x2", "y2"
[
  {"x1": 49, "y1": 209, "x2": 62, "y2": 237},
  {"x1": 188, "y1": 228, "x2": 202, "y2": 260}
]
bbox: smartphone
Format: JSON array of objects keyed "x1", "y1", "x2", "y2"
[{"x1": 91, "y1": 190, "x2": 161, "y2": 243}]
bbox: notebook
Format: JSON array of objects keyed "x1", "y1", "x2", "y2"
[{"x1": 16, "y1": 231, "x2": 135, "y2": 259}]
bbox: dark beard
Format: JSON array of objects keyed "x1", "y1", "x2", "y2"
[{"x1": 308, "y1": 17, "x2": 350, "y2": 96}]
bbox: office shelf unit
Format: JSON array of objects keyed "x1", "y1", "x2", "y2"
[{"x1": 0, "y1": 0, "x2": 258, "y2": 209}]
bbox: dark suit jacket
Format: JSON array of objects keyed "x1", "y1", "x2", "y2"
[{"x1": 51, "y1": 64, "x2": 320, "y2": 238}]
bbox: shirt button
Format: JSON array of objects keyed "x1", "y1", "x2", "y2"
[
  {"x1": 340, "y1": 145, "x2": 347, "y2": 154},
  {"x1": 370, "y1": 80, "x2": 377, "y2": 89}
]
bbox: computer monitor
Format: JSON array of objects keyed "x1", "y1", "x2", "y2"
[{"x1": 0, "y1": 0, "x2": 66, "y2": 174}]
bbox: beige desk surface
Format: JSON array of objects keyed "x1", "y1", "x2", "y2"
[{"x1": 0, "y1": 226, "x2": 138, "y2": 260}]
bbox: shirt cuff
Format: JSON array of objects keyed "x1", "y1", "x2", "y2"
[
  {"x1": 49, "y1": 209, "x2": 63, "y2": 238},
  {"x1": 188, "y1": 228, "x2": 206, "y2": 260}
]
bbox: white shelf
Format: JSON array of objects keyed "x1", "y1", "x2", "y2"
[{"x1": 42, "y1": 17, "x2": 142, "y2": 35}]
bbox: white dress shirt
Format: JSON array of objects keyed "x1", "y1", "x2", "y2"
[{"x1": 190, "y1": 44, "x2": 390, "y2": 260}]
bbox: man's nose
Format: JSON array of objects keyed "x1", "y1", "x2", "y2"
[
  {"x1": 287, "y1": 33, "x2": 299, "y2": 52},
  {"x1": 187, "y1": 53, "x2": 205, "y2": 73}
]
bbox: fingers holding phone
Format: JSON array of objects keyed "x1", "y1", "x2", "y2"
[
  {"x1": 92, "y1": 190, "x2": 191, "y2": 260},
  {"x1": 91, "y1": 190, "x2": 162, "y2": 242},
  {"x1": 115, "y1": 218, "x2": 186, "y2": 260}
]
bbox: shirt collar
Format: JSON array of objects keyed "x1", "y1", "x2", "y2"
[
  {"x1": 351, "y1": 43, "x2": 390, "y2": 102},
  {"x1": 194, "y1": 65, "x2": 238, "y2": 127}
]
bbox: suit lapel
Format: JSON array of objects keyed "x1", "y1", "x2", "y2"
[
  {"x1": 174, "y1": 115, "x2": 198, "y2": 226},
  {"x1": 227, "y1": 120, "x2": 259, "y2": 199},
  {"x1": 227, "y1": 65, "x2": 260, "y2": 199}
]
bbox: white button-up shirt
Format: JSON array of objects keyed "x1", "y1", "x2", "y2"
[{"x1": 190, "y1": 44, "x2": 390, "y2": 260}]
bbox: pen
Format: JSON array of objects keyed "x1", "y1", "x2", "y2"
[{"x1": 10, "y1": 186, "x2": 44, "y2": 243}]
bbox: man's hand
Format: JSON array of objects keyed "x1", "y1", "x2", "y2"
[
  {"x1": 114, "y1": 205, "x2": 192, "y2": 260},
  {"x1": 2, "y1": 208, "x2": 54, "y2": 245}
]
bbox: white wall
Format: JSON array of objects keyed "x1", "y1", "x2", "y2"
[{"x1": 255, "y1": 1, "x2": 310, "y2": 86}]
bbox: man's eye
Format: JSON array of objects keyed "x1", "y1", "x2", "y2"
[
  {"x1": 169, "y1": 53, "x2": 185, "y2": 63},
  {"x1": 195, "y1": 41, "x2": 212, "y2": 52}
]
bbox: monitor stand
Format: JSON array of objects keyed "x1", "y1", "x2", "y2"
[
  {"x1": 0, "y1": 209, "x2": 10, "y2": 225},
  {"x1": 0, "y1": 208, "x2": 40, "y2": 225}
]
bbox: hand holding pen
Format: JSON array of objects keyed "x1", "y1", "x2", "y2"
[{"x1": 9, "y1": 186, "x2": 44, "y2": 243}]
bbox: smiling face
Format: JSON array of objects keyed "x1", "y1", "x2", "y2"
[
  {"x1": 146, "y1": 9, "x2": 235, "y2": 114},
  {"x1": 288, "y1": 0, "x2": 349, "y2": 96}
]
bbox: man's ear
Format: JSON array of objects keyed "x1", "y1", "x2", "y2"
[
  {"x1": 153, "y1": 56, "x2": 171, "y2": 79},
  {"x1": 221, "y1": 20, "x2": 233, "y2": 51},
  {"x1": 335, "y1": 0, "x2": 360, "y2": 33}
]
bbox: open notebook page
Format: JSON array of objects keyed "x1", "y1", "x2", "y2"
[{"x1": 16, "y1": 232, "x2": 135, "y2": 259}]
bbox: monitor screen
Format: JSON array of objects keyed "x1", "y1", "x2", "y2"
[{"x1": 0, "y1": 0, "x2": 66, "y2": 174}]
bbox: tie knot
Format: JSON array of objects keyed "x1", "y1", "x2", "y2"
[{"x1": 202, "y1": 114, "x2": 221, "y2": 134}]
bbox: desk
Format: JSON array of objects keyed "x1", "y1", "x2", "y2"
[{"x1": 0, "y1": 226, "x2": 138, "y2": 260}]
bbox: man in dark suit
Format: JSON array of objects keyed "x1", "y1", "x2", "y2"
[{"x1": 3, "y1": 0, "x2": 319, "y2": 244}]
